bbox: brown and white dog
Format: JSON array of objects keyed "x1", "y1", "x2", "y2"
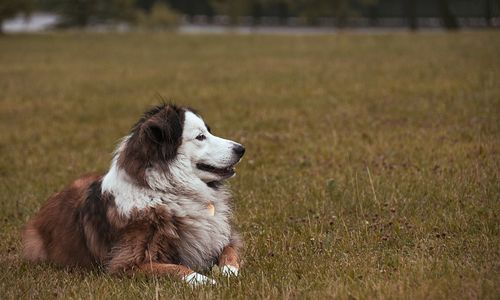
[{"x1": 22, "y1": 104, "x2": 245, "y2": 285}]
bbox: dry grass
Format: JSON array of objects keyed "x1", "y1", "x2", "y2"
[{"x1": 0, "y1": 31, "x2": 499, "y2": 299}]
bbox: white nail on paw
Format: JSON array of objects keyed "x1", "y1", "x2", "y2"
[
  {"x1": 221, "y1": 265, "x2": 239, "y2": 276},
  {"x1": 183, "y1": 272, "x2": 216, "y2": 286}
]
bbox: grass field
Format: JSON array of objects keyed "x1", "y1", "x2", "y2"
[{"x1": 0, "y1": 31, "x2": 499, "y2": 299}]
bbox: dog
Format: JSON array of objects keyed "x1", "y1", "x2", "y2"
[{"x1": 22, "y1": 104, "x2": 245, "y2": 285}]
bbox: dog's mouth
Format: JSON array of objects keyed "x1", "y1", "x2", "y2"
[{"x1": 196, "y1": 163, "x2": 236, "y2": 178}]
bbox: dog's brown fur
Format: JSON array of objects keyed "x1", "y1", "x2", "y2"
[
  {"x1": 22, "y1": 173, "x2": 240, "y2": 279},
  {"x1": 22, "y1": 174, "x2": 106, "y2": 267}
]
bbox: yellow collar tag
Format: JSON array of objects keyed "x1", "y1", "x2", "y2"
[{"x1": 207, "y1": 203, "x2": 215, "y2": 216}]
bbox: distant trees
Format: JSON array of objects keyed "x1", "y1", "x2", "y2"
[
  {"x1": 288, "y1": 0, "x2": 351, "y2": 26},
  {"x1": 485, "y1": 0, "x2": 493, "y2": 26},
  {"x1": 0, "y1": 0, "x2": 33, "y2": 33},
  {"x1": 210, "y1": 0, "x2": 251, "y2": 24},
  {"x1": 4, "y1": 0, "x2": 497, "y2": 31},
  {"x1": 405, "y1": 0, "x2": 417, "y2": 30},
  {"x1": 437, "y1": 0, "x2": 458, "y2": 29},
  {"x1": 39, "y1": 0, "x2": 136, "y2": 27}
]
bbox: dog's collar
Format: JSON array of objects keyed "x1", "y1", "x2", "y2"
[{"x1": 207, "y1": 203, "x2": 215, "y2": 216}]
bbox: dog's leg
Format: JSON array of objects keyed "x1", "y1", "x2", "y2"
[
  {"x1": 136, "y1": 263, "x2": 216, "y2": 285},
  {"x1": 218, "y1": 245, "x2": 240, "y2": 276}
]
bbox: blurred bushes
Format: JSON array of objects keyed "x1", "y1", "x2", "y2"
[{"x1": 135, "y1": 2, "x2": 180, "y2": 30}]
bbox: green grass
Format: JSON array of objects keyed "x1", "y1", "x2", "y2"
[{"x1": 0, "y1": 31, "x2": 499, "y2": 299}]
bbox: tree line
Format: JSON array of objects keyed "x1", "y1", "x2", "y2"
[{"x1": 1, "y1": 0, "x2": 499, "y2": 32}]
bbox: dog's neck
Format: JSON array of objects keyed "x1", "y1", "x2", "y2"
[
  {"x1": 144, "y1": 159, "x2": 219, "y2": 199},
  {"x1": 101, "y1": 155, "x2": 226, "y2": 217}
]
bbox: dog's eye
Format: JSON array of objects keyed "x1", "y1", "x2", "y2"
[{"x1": 196, "y1": 134, "x2": 206, "y2": 141}]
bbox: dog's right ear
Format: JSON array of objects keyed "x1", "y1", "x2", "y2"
[
  {"x1": 119, "y1": 105, "x2": 184, "y2": 187},
  {"x1": 141, "y1": 106, "x2": 184, "y2": 161},
  {"x1": 142, "y1": 120, "x2": 165, "y2": 145}
]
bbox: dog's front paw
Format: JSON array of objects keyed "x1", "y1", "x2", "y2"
[
  {"x1": 221, "y1": 265, "x2": 239, "y2": 277},
  {"x1": 183, "y1": 272, "x2": 216, "y2": 286}
]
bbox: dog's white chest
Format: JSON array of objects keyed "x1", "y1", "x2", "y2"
[
  {"x1": 102, "y1": 165, "x2": 234, "y2": 271},
  {"x1": 174, "y1": 201, "x2": 232, "y2": 270}
]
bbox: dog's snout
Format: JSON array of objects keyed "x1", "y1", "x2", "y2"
[{"x1": 233, "y1": 144, "x2": 245, "y2": 157}]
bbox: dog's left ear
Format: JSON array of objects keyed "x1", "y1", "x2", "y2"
[{"x1": 142, "y1": 106, "x2": 184, "y2": 161}]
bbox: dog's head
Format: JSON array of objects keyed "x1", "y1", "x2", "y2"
[
  {"x1": 180, "y1": 110, "x2": 245, "y2": 183},
  {"x1": 118, "y1": 104, "x2": 245, "y2": 187}
]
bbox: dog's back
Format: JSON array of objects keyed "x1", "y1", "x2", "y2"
[{"x1": 22, "y1": 174, "x2": 103, "y2": 267}]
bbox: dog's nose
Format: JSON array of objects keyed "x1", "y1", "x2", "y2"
[{"x1": 233, "y1": 144, "x2": 245, "y2": 157}]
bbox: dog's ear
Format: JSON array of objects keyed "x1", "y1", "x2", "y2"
[
  {"x1": 142, "y1": 107, "x2": 184, "y2": 161},
  {"x1": 143, "y1": 121, "x2": 164, "y2": 145}
]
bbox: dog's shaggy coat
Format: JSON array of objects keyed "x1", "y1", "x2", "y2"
[{"x1": 22, "y1": 104, "x2": 244, "y2": 283}]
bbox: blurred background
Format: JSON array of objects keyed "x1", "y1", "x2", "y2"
[{"x1": 2, "y1": 0, "x2": 500, "y2": 34}]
